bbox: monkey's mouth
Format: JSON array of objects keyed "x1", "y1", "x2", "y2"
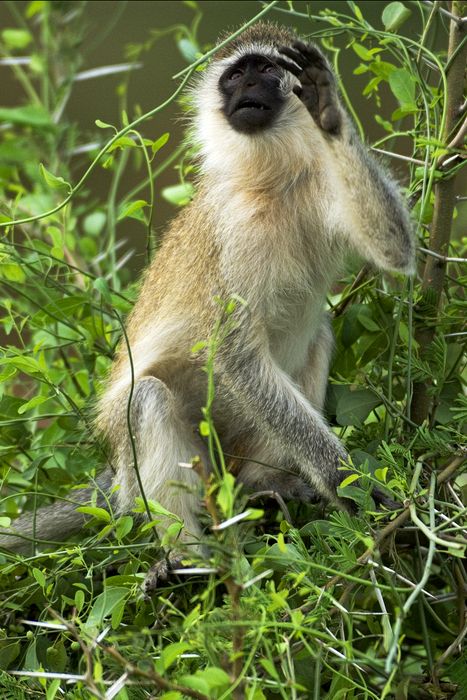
[{"x1": 233, "y1": 98, "x2": 272, "y2": 113}]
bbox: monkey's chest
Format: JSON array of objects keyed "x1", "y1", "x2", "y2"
[{"x1": 267, "y1": 293, "x2": 327, "y2": 377}]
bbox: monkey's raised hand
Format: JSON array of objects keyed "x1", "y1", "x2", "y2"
[{"x1": 277, "y1": 41, "x2": 341, "y2": 135}]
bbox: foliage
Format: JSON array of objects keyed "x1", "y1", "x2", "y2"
[{"x1": 0, "y1": 1, "x2": 465, "y2": 699}]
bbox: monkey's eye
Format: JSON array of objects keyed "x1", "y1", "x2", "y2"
[
  {"x1": 261, "y1": 63, "x2": 276, "y2": 73},
  {"x1": 228, "y1": 69, "x2": 243, "y2": 81}
]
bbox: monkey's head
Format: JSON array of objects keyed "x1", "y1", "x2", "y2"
[
  {"x1": 218, "y1": 52, "x2": 284, "y2": 134},
  {"x1": 213, "y1": 23, "x2": 299, "y2": 135},
  {"x1": 192, "y1": 22, "x2": 310, "y2": 178}
]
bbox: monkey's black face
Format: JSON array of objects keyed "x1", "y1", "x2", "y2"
[{"x1": 218, "y1": 54, "x2": 285, "y2": 134}]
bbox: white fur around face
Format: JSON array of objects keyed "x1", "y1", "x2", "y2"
[{"x1": 191, "y1": 43, "x2": 318, "y2": 185}]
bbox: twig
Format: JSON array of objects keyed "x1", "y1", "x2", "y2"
[
  {"x1": 248, "y1": 490, "x2": 293, "y2": 524},
  {"x1": 439, "y1": 114, "x2": 467, "y2": 168},
  {"x1": 435, "y1": 617, "x2": 467, "y2": 670},
  {"x1": 422, "y1": 0, "x2": 467, "y2": 26},
  {"x1": 331, "y1": 265, "x2": 371, "y2": 317},
  {"x1": 371, "y1": 147, "x2": 426, "y2": 165},
  {"x1": 384, "y1": 473, "x2": 438, "y2": 673},
  {"x1": 419, "y1": 246, "x2": 467, "y2": 263}
]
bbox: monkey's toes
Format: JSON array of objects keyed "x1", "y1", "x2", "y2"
[{"x1": 143, "y1": 554, "x2": 185, "y2": 595}]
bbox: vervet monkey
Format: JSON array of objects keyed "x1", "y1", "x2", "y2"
[{"x1": 0, "y1": 22, "x2": 414, "y2": 560}]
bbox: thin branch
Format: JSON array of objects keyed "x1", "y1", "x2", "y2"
[
  {"x1": 371, "y1": 147, "x2": 426, "y2": 165},
  {"x1": 419, "y1": 246, "x2": 467, "y2": 263},
  {"x1": 422, "y1": 0, "x2": 467, "y2": 26}
]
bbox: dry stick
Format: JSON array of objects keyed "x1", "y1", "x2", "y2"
[{"x1": 411, "y1": 0, "x2": 467, "y2": 424}]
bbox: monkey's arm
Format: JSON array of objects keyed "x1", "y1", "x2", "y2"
[
  {"x1": 278, "y1": 42, "x2": 415, "y2": 274},
  {"x1": 218, "y1": 326, "x2": 349, "y2": 508}
]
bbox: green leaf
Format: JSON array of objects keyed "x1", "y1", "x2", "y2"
[
  {"x1": 197, "y1": 667, "x2": 231, "y2": 691},
  {"x1": 216, "y1": 472, "x2": 235, "y2": 515},
  {"x1": 244, "y1": 508, "x2": 264, "y2": 521},
  {"x1": 260, "y1": 657, "x2": 280, "y2": 680},
  {"x1": 86, "y1": 587, "x2": 128, "y2": 629},
  {"x1": 39, "y1": 164, "x2": 71, "y2": 193},
  {"x1": 26, "y1": 1, "x2": 45, "y2": 17},
  {"x1": 160, "y1": 520, "x2": 183, "y2": 547},
  {"x1": 115, "y1": 515, "x2": 133, "y2": 539},
  {"x1": 336, "y1": 388, "x2": 381, "y2": 426},
  {"x1": 375, "y1": 467, "x2": 388, "y2": 483},
  {"x1": 155, "y1": 642, "x2": 191, "y2": 673},
  {"x1": 0, "y1": 105, "x2": 52, "y2": 128},
  {"x1": 108, "y1": 136, "x2": 137, "y2": 153},
  {"x1": 152, "y1": 132, "x2": 170, "y2": 154},
  {"x1": 162, "y1": 183, "x2": 194, "y2": 206},
  {"x1": 139, "y1": 498, "x2": 180, "y2": 521},
  {"x1": 0, "y1": 355, "x2": 45, "y2": 377},
  {"x1": 191, "y1": 340, "x2": 207, "y2": 353},
  {"x1": 117, "y1": 199, "x2": 148, "y2": 221},
  {"x1": 178, "y1": 676, "x2": 210, "y2": 695},
  {"x1": 74, "y1": 589, "x2": 85, "y2": 612},
  {"x1": 18, "y1": 394, "x2": 49, "y2": 414},
  {"x1": 46, "y1": 679, "x2": 61, "y2": 700},
  {"x1": 382, "y1": 2, "x2": 411, "y2": 32},
  {"x1": 83, "y1": 211, "x2": 106, "y2": 235},
  {"x1": 93, "y1": 277, "x2": 111, "y2": 301},
  {"x1": 352, "y1": 43, "x2": 374, "y2": 61},
  {"x1": 111, "y1": 598, "x2": 126, "y2": 629},
  {"x1": 340, "y1": 473, "x2": 360, "y2": 488},
  {"x1": 388, "y1": 68, "x2": 416, "y2": 108},
  {"x1": 0, "y1": 642, "x2": 21, "y2": 669},
  {"x1": 199, "y1": 420, "x2": 210, "y2": 436},
  {"x1": 0, "y1": 516, "x2": 11, "y2": 528},
  {"x1": 32, "y1": 567, "x2": 46, "y2": 588},
  {"x1": 95, "y1": 118, "x2": 115, "y2": 130},
  {"x1": 2, "y1": 29, "x2": 32, "y2": 50},
  {"x1": 357, "y1": 310, "x2": 379, "y2": 332},
  {"x1": 76, "y1": 506, "x2": 111, "y2": 522},
  {"x1": 177, "y1": 37, "x2": 200, "y2": 63},
  {"x1": 0, "y1": 262, "x2": 26, "y2": 283}
]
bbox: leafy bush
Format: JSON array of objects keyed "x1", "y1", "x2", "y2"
[{"x1": 0, "y1": 2, "x2": 465, "y2": 698}]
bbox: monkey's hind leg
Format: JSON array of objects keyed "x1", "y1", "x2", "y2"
[{"x1": 114, "y1": 376, "x2": 205, "y2": 564}]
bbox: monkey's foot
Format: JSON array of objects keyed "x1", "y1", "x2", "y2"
[
  {"x1": 240, "y1": 470, "x2": 320, "y2": 504},
  {"x1": 372, "y1": 487, "x2": 400, "y2": 511},
  {"x1": 143, "y1": 554, "x2": 185, "y2": 595}
]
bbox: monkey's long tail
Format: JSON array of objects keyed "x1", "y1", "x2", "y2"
[{"x1": 0, "y1": 467, "x2": 113, "y2": 555}]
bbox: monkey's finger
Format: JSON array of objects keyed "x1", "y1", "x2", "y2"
[
  {"x1": 292, "y1": 40, "x2": 327, "y2": 68},
  {"x1": 275, "y1": 56, "x2": 302, "y2": 78},
  {"x1": 317, "y1": 82, "x2": 341, "y2": 133},
  {"x1": 278, "y1": 45, "x2": 308, "y2": 69}
]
